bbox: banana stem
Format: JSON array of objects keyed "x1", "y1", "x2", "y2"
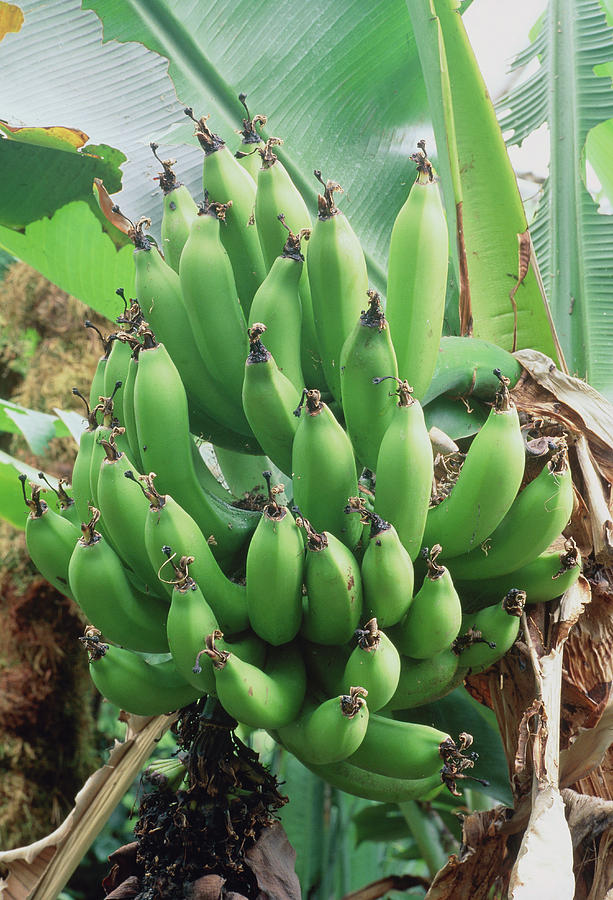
[{"x1": 398, "y1": 800, "x2": 449, "y2": 878}]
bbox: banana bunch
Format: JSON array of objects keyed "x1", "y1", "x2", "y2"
[{"x1": 19, "y1": 107, "x2": 582, "y2": 804}]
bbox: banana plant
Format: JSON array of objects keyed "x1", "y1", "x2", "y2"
[{"x1": 0, "y1": 2, "x2": 613, "y2": 899}]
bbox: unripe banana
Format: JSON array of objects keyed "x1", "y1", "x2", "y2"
[
  {"x1": 386, "y1": 649, "x2": 466, "y2": 711},
  {"x1": 187, "y1": 108, "x2": 266, "y2": 312},
  {"x1": 292, "y1": 389, "x2": 362, "y2": 548},
  {"x1": 165, "y1": 553, "x2": 219, "y2": 694},
  {"x1": 423, "y1": 335, "x2": 523, "y2": 406},
  {"x1": 132, "y1": 223, "x2": 255, "y2": 447},
  {"x1": 448, "y1": 444, "x2": 574, "y2": 581},
  {"x1": 82, "y1": 627, "x2": 203, "y2": 716},
  {"x1": 68, "y1": 509, "x2": 169, "y2": 653},
  {"x1": 454, "y1": 589, "x2": 526, "y2": 673},
  {"x1": 342, "y1": 618, "x2": 401, "y2": 711},
  {"x1": 71, "y1": 392, "x2": 104, "y2": 524},
  {"x1": 151, "y1": 142, "x2": 199, "y2": 272},
  {"x1": 179, "y1": 198, "x2": 249, "y2": 412},
  {"x1": 139, "y1": 473, "x2": 249, "y2": 635},
  {"x1": 246, "y1": 472, "x2": 304, "y2": 646},
  {"x1": 392, "y1": 545, "x2": 462, "y2": 659},
  {"x1": 348, "y1": 712, "x2": 456, "y2": 781},
  {"x1": 372, "y1": 378, "x2": 433, "y2": 562},
  {"x1": 457, "y1": 538, "x2": 582, "y2": 613},
  {"x1": 133, "y1": 334, "x2": 259, "y2": 566},
  {"x1": 252, "y1": 139, "x2": 325, "y2": 389},
  {"x1": 203, "y1": 633, "x2": 307, "y2": 729},
  {"x1": 96, "y1": 433, "x2": 162, "y2": 593},
  {"x1": 242, "y1": 325, "x2": 301, "y2": 476},
  {"x1": 102, "y1": 335, "x2": 133, "y2": 428},
  {"x1": 385, "y1": 142, "x2": 448, "y2": 401},
  {"x1": 276, "y1": 687, "x2": 369, "y2": 765},
  {"x1": 422, "y1": 371, "x2": 525, "y2": 559},
  {"x1": 339, "y1": 290, "x2": 398, "y2": 471},
  {"x1": 248, "y1": 226, "x2": 306, "y2": 392},
  {"x1": 351, "y1": 504, "x2": 414, "y2": 627},
  {"x1": 293, "y1": 757, "x2": 444, "y2": 803},
  {"x1": 85, "y1": 320, "x2": 111, "y2": 410},
  {"x1": 297, "y1": 516, "x2": 362, "y2": 646},
  {"x1": 20, "y1": 477, "x2": 78, "y2": 599},
  {"x1": 307, "y1": 171, "x2": 369, "y2": 401}
]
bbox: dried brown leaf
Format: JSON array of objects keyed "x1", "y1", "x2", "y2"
[
  {"x1": 184, "y1": 873, "x2": 226, "y2": 899},
  {"x1": 244, "y1": 822, "x2": 301, "y2": 900},
  {"x1": 424, "y1": 806, "x2": 511, "y2": 900}
]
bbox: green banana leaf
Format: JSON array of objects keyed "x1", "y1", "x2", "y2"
[
  {"x1": 497, "y1": 0, "x2": 613, "y2": 401},
  {"x1": 0, "y1": 201, "x2": 135, "y2": 319},
  {"x1": 410, "y1": 0, "x2": 559, "y2": 362}
]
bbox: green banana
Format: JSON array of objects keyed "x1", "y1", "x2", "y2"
[
  {"x1": 131, "y1": 222, "x2": 256, "y2": 448},
  {"x1": 351, "y1": 504, "x2": 414, "y2": 627},
  {"x1": 246, "y1": 472, "x2": 304, "y2": 645},
  {"x1": 82, "y1": 628, "x2": 203, "y2": 716},
  {"x1": 138, "y1": 472, "x2": 250, "y2": 635},
  {"x1": 202, "y1": 633, "x2": 307, "y2": 729},
  {"x1": 276, "y1": 687, "x2": 369, "y2": 765},
  {"x1": 385, "y1": 142, "x2": 448, "y2": 401},
  {"x1": 85, "y1": 320, "x2": 111, "y2": 410},
  {"x1": 248, "y1": 225, "x2": 306, "y2": 392},
  {"x1": 392, "y1": 545, "x2": 462, "y2": 659},
  {"x1": 71, "y1": 391, "x2": 103, "y2": 524},
  {"x1": 88, "y1": 387, "x2": 124, "y2": 513},
  {"x1": 373, "y1": 378, "x2": 433, "y2": 562},
  {"x1": 448, "y1": 444, "x2": 574, "y2": 581},
  {"x1": 454, "y1": 589, "x2": 526, "y2": 673},
  {"x1": 96, "y1": 435, "x2": 162, "y2": 593},
  {"x1": 307, "y1": 171, "x2": 369, "y2": 401},
  {"x1": 422, "y1": 371, "x2": 525, "y2": 559},
  {"x1": 119, "y1": 343, "x2": 143, "y2": 471},
  {"x1": 151, "y1": 142, "x2": 199, "y2": 272},
  {"x1": 342, "y1": 618, "x2": 401, "y2": 712},
  {"x1": 68, "y1": 509, "x2": 169, "y2": 653},
  {"x1": 179, "y1": 197, "x2": 249, "y2": 413},
  {"x1": 103, "y1": 334, "x2": 133, "y2": 427},
  {"x1": 252, "y1": 138, "x2": 324, "y2": 389},
  {"x1": 422, "y1": 335, "x2": 524, "y2": 406},
  {"x1": 339, "y1": 290, "x2": 398, "y2": 471},
  {"x1": 292, "y1": 389, "x2": 362, "y2": 548},
  {"x1": 241, "y1": 324, "x2": 302, "y2": 477},
  {"x1": 186, "y1": 107, "x2": 266, "y2": 313},
  {"x1": 386, "y1": 650, "x2": 466, "y2": 711},
  {"x1": 20, "y1": 477, "x2": 78, "y2": 599},
  {"x1": 255, "y1": 138, "x2": 311, "y2": 267},
  {"x1": 234, "y1": 93, "x2": 267, "y2": 182},
  {"x1": 297, "y1": 515, "x2": 363, "y2": 646},
  {"x1": 133, "y1": 334, "x2": 259, "y2": 566},
  {"x1": 348, "y1": 712, "x2": 457, "y2": 780},
  {"x1": 456, "y1": 539, "x2": 582, "y2": 613},
  {"x1": 164, "y1": 553, "x2": 219, "y2": 694},
  {"x1": 294, "y1": 757, "x2": 444, "y2": 803}
]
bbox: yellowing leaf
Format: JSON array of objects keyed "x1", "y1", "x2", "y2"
[
  {"x1": 0, "y1": 120, "x2": 88, "y2": 151},
  {"x1": 0, "y1": 2, "x2": 24, "y2": 42}
]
